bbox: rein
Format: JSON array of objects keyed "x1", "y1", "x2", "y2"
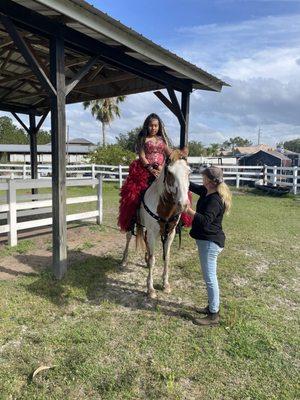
[{"x1": 141, "y1": 191, "x2": 181, "y2": 261}]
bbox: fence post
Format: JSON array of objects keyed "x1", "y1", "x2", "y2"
[
  {"x1": 236, "y1": 171, "x2": 240, "y2": 188},
  {"x1": 7, "y1": 179, "x2": 17, "y2": 246},
  {"x1": 22, "y1": 164, "x2": 26, "y2": 179},
  {"x1": 97, "y1": 174, "x2": 103, "y2": 225},
  {"x1": 293, "y1": 166, "x2": 298, "y2": 195},
  {"x1": 263, "y1": 165, "x2": 267, "y2": 185},
  {"x1": 119, "y1": 165, "x2": 123, "y2": 188},
  {"x1": 272, "y1": 166, "x2": 277, "y2": 186},
  {"x1": 91, "y1": 164, "x2": 95, "y2": 189}
]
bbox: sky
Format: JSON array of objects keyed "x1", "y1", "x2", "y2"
[{"x1": 2, "y1": 0, "x2": 300, "y2": 146}]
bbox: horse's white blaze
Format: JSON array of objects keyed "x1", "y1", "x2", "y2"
[{"x1": 167, "y1": 160, "x2": 190, "y2": 210}]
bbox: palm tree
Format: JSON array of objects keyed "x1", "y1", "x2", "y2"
[
  {"x1": 83, "y1": 96, "x2": 126, "y2": 146},
  {"x1": 208, "y1": 143, "x2": 220, "y2": 156}
]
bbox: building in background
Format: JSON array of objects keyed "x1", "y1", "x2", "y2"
[
  {"x1": 239, "y1": 150, "x2": 292, "y2": 167},
  {"x1": 0, "y1": 138, "x2": 96, "y2": 164}
]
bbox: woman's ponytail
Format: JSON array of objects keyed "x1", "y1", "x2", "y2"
[{"x1": 217, "y1": 182, "x2": 232, "y2": 214}]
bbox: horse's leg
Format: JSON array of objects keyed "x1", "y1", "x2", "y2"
[
  {"x1": 163, "y1": 228, "x2": 176, "y2": 294},
  {"x1": 121, "y1": 231, "x2": 132, "y2": 267},
  {"x1": 146, "y1": 231, "x2": 156, "y2": 299}
]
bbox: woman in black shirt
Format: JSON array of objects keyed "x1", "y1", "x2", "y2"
[{"x1": 186, "y1": 166, "x2": 232, "y2": 325}]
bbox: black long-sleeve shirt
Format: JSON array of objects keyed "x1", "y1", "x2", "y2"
[{"x1": 189, "y1": 182, "x2": 226, "y2": 248}]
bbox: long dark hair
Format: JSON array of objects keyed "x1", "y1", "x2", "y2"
[{"x1": 136, "y1": 113, "x2": 171, "y2": 153}]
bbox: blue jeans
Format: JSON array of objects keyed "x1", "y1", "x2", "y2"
[{"x1": 196, "y1": 240, "x2": 223, "y2": 313}]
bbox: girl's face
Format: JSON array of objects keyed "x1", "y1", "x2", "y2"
[
  {"x1": 147, "y1": 119, "x2": 160, "y2": 137},
  {"x1": 203, "y1": 175, "x2": 217, "y2": 190}
]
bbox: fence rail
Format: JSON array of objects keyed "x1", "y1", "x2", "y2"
[
  {"x1": 0, "y1": 163, "x2": 299, "y2": 194},
  {"x1": 0, "y1": 176, "x2": 103, "y2": 246}
]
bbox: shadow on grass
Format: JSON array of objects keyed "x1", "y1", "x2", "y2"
[{"x1": 14, "y1": 250, "x2": 199, "y2": 324}]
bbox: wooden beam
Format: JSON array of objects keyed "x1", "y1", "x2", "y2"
[
  {"x1": 0, "y1": 80, "x2": 28, "y2": 101},
  {"x1": 0, "y1": 37, "x2": 14, "y2": 49},
  {"x1": 0, "y1": 102, "x2": 36, "y2": 115},
  {"x1": 11, "y1": 111, "x2": 29, "y2": 133},
  {"x1": 0, "y1": 47, "x2": 14, "y2": 73},
  {"x1": 36, "y1": 111, "x2": 49, "y2": 131},
  {"x1": 0, "y1": 0, "x2": 193, "y2": 92},
  {"x1": 4, "y1": 91, "x2": 45, "y2": 102},
  {"x1": 154, "y1": 91, "x2": 178, "y2": 116},
  {"x1": 50, "y1": 35, "x2": 67, "y2": 279},
  {"x1": 87, "y1": 63, "x2": 105, "y2": 81},
  {"x1": 65, "y1": 56, "x2": 99, "y2": 95},
  {"x1": 167, "y1": 86, "x2": 185, "y2": 127},
  {"x1": 180, "y1": 91, "x2": 190, "y2": 148},
  {"x1": 76, "y1": 72, "x2": 133, "y2": 89},
  {"x1": 0, "y1": 15, "x2": 57, "y2": 96},
  {"x1": 29, "y1": 112, "x2": 38, "y2": 195},
  {"x1": 0, "y1": 58, "x2": 88, "y2": 86}
]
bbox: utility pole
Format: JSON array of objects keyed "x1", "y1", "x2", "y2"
[{"x1": 257, "y1": 127, "x2": 261, "y2": 145}]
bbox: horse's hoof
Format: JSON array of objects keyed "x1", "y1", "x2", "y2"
[
  {"x1": 163, "y1": 285, "x2": 171, "y2": 294},
  {"x1": 148, "y1": 290, "x2": 157, "y2": 299},
  {"x1": 120, "y1": 260, "x2": 127, "y2": 268}
]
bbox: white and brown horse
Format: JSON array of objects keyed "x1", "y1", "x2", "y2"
[{"x1": 121, "y1": 150, "x2": 191, "y2": 298}]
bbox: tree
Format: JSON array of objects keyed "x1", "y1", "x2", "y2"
[
  {"x1": 83, "y1": 96, "x2": 126, "y2": 147},
  {"x1": 0, "y1": 116, "x2": 51, "y2": 144},
  {"x1": 283, "y1": 139, "x2": 300, "y2": 153},
  {"x1": 188, "y1": 140, "x2": 206, "y2": 156},
  {"x1": 89, "y1": 144, "x2": 136, "y2": 165},
  {"x1": 0, "y1": 116, "x2": 28, "y2": 144},
  {"x1": 222, "y1": 136, "x2": 253, "y2": 151},
  {"x1": 206, "y1": 143, "x2": 220, "y2": 156},
  {"x1": 116, "y1": 126, "x2": 141, "y2": 152}
]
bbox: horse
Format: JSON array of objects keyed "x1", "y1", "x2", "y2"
[{"x1": 121, "y1": 150, "x2": 191, "y2": 299}]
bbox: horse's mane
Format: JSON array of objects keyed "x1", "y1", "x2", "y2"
[{"x1": 168, "y1": 149, "x2": 185, "y2": 164}]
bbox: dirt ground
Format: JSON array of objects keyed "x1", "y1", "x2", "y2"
[{"x1": 0, "y1": 222, "x2": 127, "y2": 281}]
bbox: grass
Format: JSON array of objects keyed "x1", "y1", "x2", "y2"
[{"x1": 0, "y1": 185, "x2": 299, "y2": 399}]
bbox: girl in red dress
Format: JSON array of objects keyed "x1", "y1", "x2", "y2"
[{"x1": 118, "y1": 113, "x2": 192, "y2": 232}]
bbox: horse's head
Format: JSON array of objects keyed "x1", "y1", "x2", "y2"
[{"x1": 163, "y1": 150, "x2": 191, "y2": 211}]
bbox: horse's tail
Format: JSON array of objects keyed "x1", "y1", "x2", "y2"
[{"x1": 136, "y1": 224, "x2": 145, "y2": 252}]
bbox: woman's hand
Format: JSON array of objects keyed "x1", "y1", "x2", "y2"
[{"x1": 186, "y1": 206, "x2": 195, "y2": 217}]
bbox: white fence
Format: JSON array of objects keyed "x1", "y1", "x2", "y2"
[
  {"x1": 0, "y1": 163, "x2": 299, "y2": 194},
  {"x1": 0, "y1": 176, "x2": 103, "y2": 246},
  {"x1": 0, "y1": 163, "x2": 129, "y2": 188}
]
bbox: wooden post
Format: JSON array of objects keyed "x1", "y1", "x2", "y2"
[
  {"x1": 263, "y1": 164, "x2": 267, "y2": 185},
  {"x1": 293, "y1": 166, "x2": 298, "y2": 195},
  {"x1": 29, "y1": 112, "x2": 38, "y2": 195},
  {"x1": 91, "y1": 163, "x2": 95, "y2": 189},
  {"x1": 236, "y1": 171, "x2": 240, "y2": 188},
  {"x1": 22, "y1": 164, "x2": 26, "y2": 179},
  {"x1": 97, "y1": 174, "x2": 103, "y2": 225},
  {"x1": 50, "y1": 36, "x2": 67, "y2": 279},
  {"x1": 7, "y1": 179, "x2": 17, "y2": 246},
  {"x1": 273, "y1": 166, "x2": 277, "y2": 186},
  {"x1": 180, "y1": 91, "x2": 190, "y2": 148},
  {"x1": 119, "y1": 164, "x2": 123, "y2": 188}
]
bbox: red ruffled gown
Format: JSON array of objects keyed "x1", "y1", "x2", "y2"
[{"x1": 118, "y1": 138, "x2": 192, "y2": 232}]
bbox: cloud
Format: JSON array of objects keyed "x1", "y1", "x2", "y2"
[
  {"x1": 172, "y1": 13, "x2": 300, "y2": 144},
  {"x1": 2, "y1": 11, "x2": 300, "y2": 148}
]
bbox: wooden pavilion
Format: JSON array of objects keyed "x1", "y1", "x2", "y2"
[{"x1": 0, "y1": 0, "x2": 228, "y2": 278}]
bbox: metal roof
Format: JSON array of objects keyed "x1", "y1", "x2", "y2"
[
  {"x1": 0, "y1": 0, "x2": 228, "y2": 115},
  {"x1": 0, "y1": 143, "x2": 96, "y2": 153}
]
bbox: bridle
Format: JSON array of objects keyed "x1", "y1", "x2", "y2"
[{"x1": 141, "y1": 154, "x2": 188, "y2": 259}]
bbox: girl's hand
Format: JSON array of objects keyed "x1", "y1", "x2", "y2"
[{"x1": 152, "y1": 168, "x2": 160, "y2": 178}]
